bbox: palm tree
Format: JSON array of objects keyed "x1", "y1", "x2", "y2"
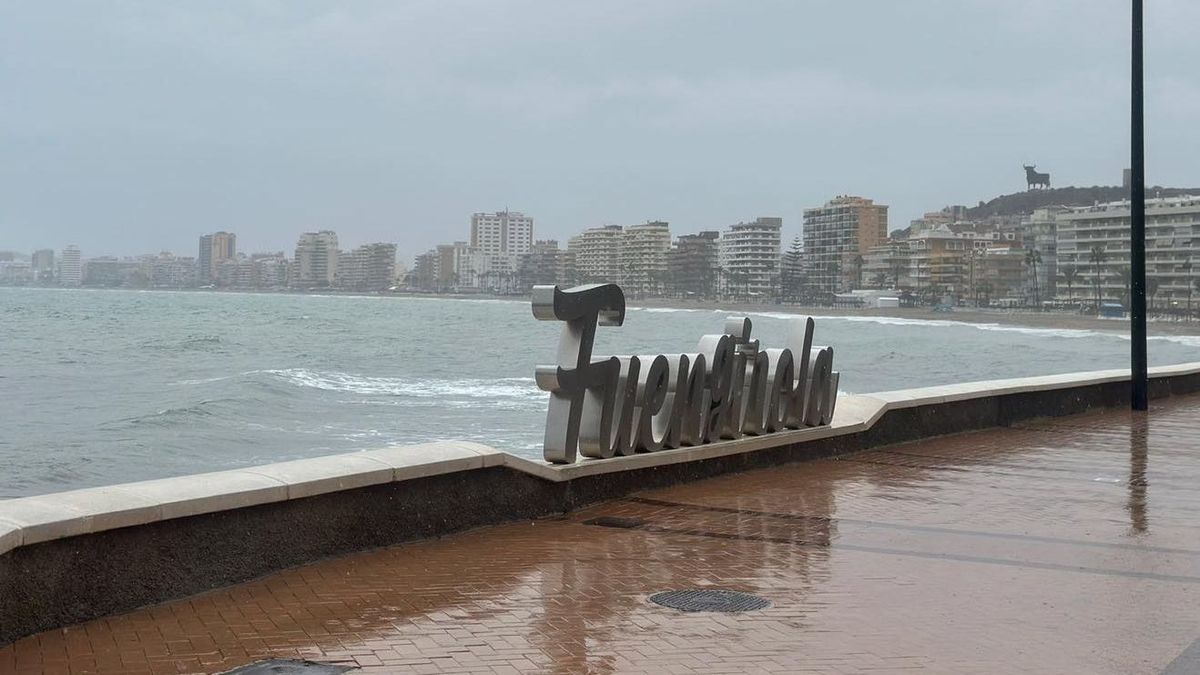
[
  {"x1": 1088, "y1": 245, "x2": 1108, "y2": 311},
  {"x1": 781, "y1": 237, "x2": 803, "y2": 302},
  {"x1": 1024, "y1": 248, "x2": 1043, "y2": 309},
  {"x1": 1061, "y1": 265, "x2": 1080, "y2": 303},
  {"x1": 1147, "y1": 277, "x2": 1161, "y2": 313},
  {"x1": 872, "y1": 272, "x2": 888, "y2": 289},
  {"x1": 852, "y1": 254, "x2": 865, "y2": 290}
]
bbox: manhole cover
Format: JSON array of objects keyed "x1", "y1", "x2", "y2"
[
  {"x1": 221, "y1": 659, "x2": 353, "y2": 675},
  {"x1": 649, "y1": 589, "x2": 770, "y2": 613}
]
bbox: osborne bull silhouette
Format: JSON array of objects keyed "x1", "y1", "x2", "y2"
[{"x1": 1024, "y1": 164, "x2": 1051, "y2": 190}]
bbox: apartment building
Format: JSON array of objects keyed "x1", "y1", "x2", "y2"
[
  {"x1": 470, "y1": 211, "x2": 534, "y2": 256},
  {"x1": 1055, "y1": 196, "x2": 1200, "y2": 305},
  {"x1": 198, "y1": 232, "x2": 236, "y2": 283},
  {"x1": 568, "y1": 225, "x2": 623, "y2": 284},
  {"x1": 293, "y1": 231, "x2": 339, "y2": 288},
  {"x1": 802, "y1": 196, "x2": 888, "y2": 292},
  {"x1": 619, "y1": 221, "x2": 671, "y2": 294},
  {"x1": 719, "y1": 217, "x2": 782, "y2": 297},
  {"x1": 667, "y1": 231, "x2": 720, "y2": 298},
  {"x1": 59, "y1": 246, "x2": 81, "y2": 287}
]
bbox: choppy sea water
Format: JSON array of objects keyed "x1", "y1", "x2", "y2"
[{"x1": 3, "y1": 287, "x2": 1200, "y2": 498}]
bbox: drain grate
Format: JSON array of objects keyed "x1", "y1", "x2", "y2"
[
  {"x1": 221, "y1": 659, "x2": 353, "y2": 674},
  {"x1": 649, "y1": 589, "x2": 770, "y2": 613}
]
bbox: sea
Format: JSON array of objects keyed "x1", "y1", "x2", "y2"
[{"x1": 4, "y1": 286, "x2": 1200, "y2": 498}]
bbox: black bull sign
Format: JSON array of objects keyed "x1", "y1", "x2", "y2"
[{"x1": 532, "y1": 284, "x2": 838, "y2": 464}]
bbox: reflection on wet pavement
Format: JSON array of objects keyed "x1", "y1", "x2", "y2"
[{"x1": 4, "y1": 396, "x2": 1200, "y2": 674}]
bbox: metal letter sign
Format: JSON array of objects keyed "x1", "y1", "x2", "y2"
[{"x1": 533, "y1": 284, "x2": 839, "y2": 464}]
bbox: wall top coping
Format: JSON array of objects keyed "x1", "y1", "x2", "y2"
[{"x1": 1, "y1": 361, "x2": 1197, "y2": 556}]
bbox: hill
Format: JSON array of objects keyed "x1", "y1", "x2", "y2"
[{"x1": 965, "y1": 184, "x2": 1200, "y2": 219}]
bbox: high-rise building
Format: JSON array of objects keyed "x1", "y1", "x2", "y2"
[
  {"x1": 433, "y1": 242, "x2": 474, "y2": 291},
  {"x1": 667, "y1": 231, "x2": 720, "y2": 298},
  {"x1": 619, "y1": 221, "x2": 671, "y2": 295},
  {"x1": 151, "y1": 253, "x2": 198, "y2": 288},
  {"x1": 1022, "y1": 207, "x2": 1065, "y2": 302},
  {"x1": 0, "y1": 259, "x2": 33, "y2": 284},
  {"x1": 198, "y1": 232, "x2": 237, "y2": 283},
  {"x1": 31, "y1": 249, "x2": 54, "y2": 282},
  {"x1": 862, "y1": 241, "x2": 909, "y2": 289},
  {"x1": 719, "y1": 217, "x2": 782, "y2": 297},
  {"x1": 470, "y1": 211, "x2": 534, "y2": 256},
  {"x1": 59, "y1": 246, "x2": 81, "y2": 287},
  {"x1": 337, "y1": 243, "x2": 397, "y2": 291},
  {"x1": 359, "y1": 243, "x2": 397, "y2": 291},
  {"x1": 409, "y1": 250, "x2": 441, "y2": 291},
  {"x1": 518, "y1": 240, "x2": 574, "y2": 290},
  {"x1": 568, "y1": 225, "x2": 623, "y2": 283},
  {"x1": 1055, "y1": 196, "x2": 1200, "y2": 305},
  {"x1": 83, "y1": 257, "x2": 142, "y2": 287},
  {"x1": 250, "y1": 253, "x2": 290, "y2": 289},
  {"x1": 293, "y1": 231, "x2": 339, "y2": 287},
  {"x1": 803, "y1": 196, "x2": 889, "y2": 292}
]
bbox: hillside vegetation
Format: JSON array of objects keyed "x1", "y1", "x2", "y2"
[{"x1": 965, "y1": 184, "x2": 1200, "y2": 219}]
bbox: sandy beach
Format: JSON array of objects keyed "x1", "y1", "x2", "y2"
[{"x1": 631, "y1": 296, "x2": 1200, "y2": 337}]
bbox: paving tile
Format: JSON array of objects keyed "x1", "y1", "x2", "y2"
[{"x1": 6, "y1": 396, "x2": 1200, "y2": 673}]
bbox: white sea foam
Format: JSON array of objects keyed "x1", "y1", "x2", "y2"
[
  {"x1": 264, "y1": 368, "x2": 543, "y2": 400},
  {"x1": 630, "y1": 306, "x2": 707, "y2": 314},
  {"x1": 171, "y1": 375, "x2": 238, "y2": 385},
  {"x1": 1143, "y1": 334, "x2": 1200, "y2": 348},
  {"x1": 740, "y1": 311, "x2": 1160, "y2": 343}
]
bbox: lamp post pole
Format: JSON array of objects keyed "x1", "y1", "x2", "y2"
[{"x1": 1130, "y1": 0, "x2": 1148, "y2": 410}]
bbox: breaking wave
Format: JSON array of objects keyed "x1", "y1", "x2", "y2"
[
  {"x1": 262, "y1": 368, "x2": 543, "y2": 400},
  {"x1": 741, "y1": 311, "x2": 1200, "y2": 346},
  {"x1": 630, "y1": 306, "x2": 709, "y2": 314}
]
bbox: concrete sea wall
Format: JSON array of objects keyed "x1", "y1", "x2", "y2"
[{"x1": 3, "y1": 363, "x2": 1200, "y2": 645}]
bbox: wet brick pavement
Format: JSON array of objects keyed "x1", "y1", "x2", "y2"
[{"x1": 4, "y1": 396, "x2": 1200, "y2": 674}]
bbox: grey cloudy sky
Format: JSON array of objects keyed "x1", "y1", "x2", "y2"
[{"x1": 3, "y1": 0, "x2": 1199, "y2": 262}]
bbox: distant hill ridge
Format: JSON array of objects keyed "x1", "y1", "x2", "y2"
[{"x1": 965, "y1": 185, "x2": 1200, "y2": 219}]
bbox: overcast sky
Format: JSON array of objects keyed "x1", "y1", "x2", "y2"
[{"x1": 3, "y1": 0, "x2": 1199, "y2": 262}]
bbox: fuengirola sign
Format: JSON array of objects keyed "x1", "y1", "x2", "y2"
[{"x1": 532, "y1": 283, "x2": 839, "y2": 464}]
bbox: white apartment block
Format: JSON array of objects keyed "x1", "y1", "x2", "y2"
[
  {"x1": 1056, "y1": 196, "x2": 1200, "y2": 304},
  {"x1": 59, "y1": 246, "x2": 82, "y2": 287},
  {"x1": 1022, "y1": 207, "x2": 1066, "y2": 299},
  {"x1": 719, "y1": 217, "x2": 782, "y2": 297},
  {"x1": 568, "y1": 225, "x2": 623, "y2": 283},
  {"x1": 337, "y1": 243, "x2": 396, "y2": 291},
  {"x1": 470, "y1": 211, "x2": 534, "y2": 256},
  {"x1": 619, "y1": 221, "x2": 671, "y2": 294},
  {"x1": 294, "y1": 231, "x2": 339, "y2": 287}
]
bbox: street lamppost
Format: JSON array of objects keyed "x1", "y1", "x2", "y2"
[
  {"x1": 1130, "y1": 0, "x2": 1148, "y2": 410},
  {"x1": 1185, "y1": 256, "x2": 1194, "y2": 322}
]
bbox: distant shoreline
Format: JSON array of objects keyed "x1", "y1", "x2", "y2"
[
  {"x1": 631, "y1": 296, "x2": 1200, "y2": 337},
  {"x1": 8, "y1": 284, "x2": 1200, "y2": 337}
]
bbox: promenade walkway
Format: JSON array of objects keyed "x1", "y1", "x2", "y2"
[{"x1": 4, "y1": 396, "x2": 1200, "y2": 674}]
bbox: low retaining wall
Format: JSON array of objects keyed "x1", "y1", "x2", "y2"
[{"x1": 3, "y1": 363, "x2": 1200, "y2": 645}]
